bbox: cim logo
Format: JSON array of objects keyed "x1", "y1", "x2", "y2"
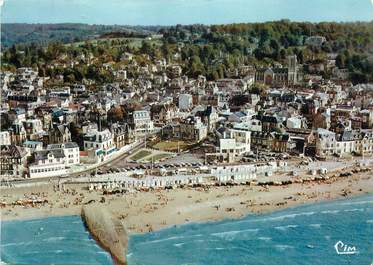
[{"x1": 334, "y1": 241, "x2": 358, "y2": 255}]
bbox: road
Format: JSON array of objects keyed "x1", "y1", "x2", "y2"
[{"x1": 0, "y1": 141, "x2": 145, "y2": 187}]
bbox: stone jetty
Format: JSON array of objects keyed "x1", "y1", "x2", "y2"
[{"x1": 82, "y1": 205, "x2": 128, "y2": 265}]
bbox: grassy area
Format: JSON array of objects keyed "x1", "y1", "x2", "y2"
[
  {"x1": 129, "y1": 150, "x2": 152, "y2": 161},
  {"x1": 152, "y1": 140, "x2": 194, "y2": 152},
  {"x1": 144, "y1": 153, "x2": 172, "y2": 162}
]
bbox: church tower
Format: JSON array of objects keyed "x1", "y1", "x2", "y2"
[{"x1": 287, "y1": 55, "x2": 298, "y2": 86}]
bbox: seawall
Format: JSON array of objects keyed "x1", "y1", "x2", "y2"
[{"x1": 82, "y1": 206, "x2": 128, "y2": 265}]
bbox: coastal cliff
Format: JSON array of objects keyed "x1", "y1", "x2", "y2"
[{"x1": 82, "y1": 206, "x2": 128, "y2": 265}]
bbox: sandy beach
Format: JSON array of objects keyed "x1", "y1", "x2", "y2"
[{"x1": 1, "y1": 167, "x2": 372, "y2": 234}]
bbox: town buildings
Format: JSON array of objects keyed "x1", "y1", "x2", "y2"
[{"x1": 1, "y1": 43, "x2": 373, "y2": 180}]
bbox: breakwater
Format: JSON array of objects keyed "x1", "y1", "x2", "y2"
[{"x1": 82, "y1": 206, "x2": 128, "y2": 265}]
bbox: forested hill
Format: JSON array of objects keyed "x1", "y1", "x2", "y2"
[
  {"x1": 2, "y1": 21, "x2": 373, "y2": 84},
  {"x1": 1, "y1": 23, "x2": 161, "y2": 47}
]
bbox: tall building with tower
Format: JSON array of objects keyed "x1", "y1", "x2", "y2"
[
  {"x1": 287, "y1": 55, "x2": 298, "y2": 86},
  {"x1": 255, "y1": 55, "x2": 299, "y2": 87}
]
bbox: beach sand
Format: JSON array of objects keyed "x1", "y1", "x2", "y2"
[{"x1": 1, "y1": 169, "x2": 372, "y2": 234}]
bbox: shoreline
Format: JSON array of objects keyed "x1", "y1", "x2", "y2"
[
  {"x1": 2, "y1": 191, "x2": 372, "y2": 231},
  {"x1": 1, "y1": 168, "x2": 372, "y2": 233}
]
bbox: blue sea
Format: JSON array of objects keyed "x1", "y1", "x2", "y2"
[
  {"x1": 1, "y1": 195, "x2": 373, "y2": 265},
  {"x1": 0, "y1": 215, "x2": 113, "y2": 265}
]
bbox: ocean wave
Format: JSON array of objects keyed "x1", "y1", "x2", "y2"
[
  {"x1": 211, "y1": 228, "x2": 259, "y2": 238},
  {"x1": 339, "y1": 200, "x2": 373, "y2": 206},
  {"x1": 23, "y1": 251, "x2": 40, "y2": 255},
  {"x1": 173, "y1": 243, "x2": 185, "y2": 248},
  {"x1": 258, "y1": 237, "x2": 271, "y2": 241},
  {"x1": 367, "y1": 220, "x2": 373, "y2": 223},
  {"x1": 97, "y1": 251, "x2": 110, "y2": 256},
  {"x1": 237, "y1": 211, "x2": 316, "y2": 224},
  {"x1": 266, "y1": 211, "x2": 315, "y2": 221},
  {"x1": 139, "y1": 236, "x2": 185, "y2": 245},
  {"x1": 2, "y1": 241, "x2": 34, "y2": 247},
  {"x1": 321, "y1": 210, "x2": 340, "y2": 214},
  {"x1": 62, "y1": 230, "x2": 89, "y2": 235},
  {"x1": 203, "y1": 247, "x2": 227, "y2": 251},
  {"x1": 23, "y1": 250, "x2": 63, "y2": 255},
  {"x1": 274, "y1": 225, "x2": 298, "y2": 231},
  {"x1": 343, "y1": 208, "x2": 365, "y2": 212},
  {"x1": 275, "y1": 244, "x2": 295, "y2": 250},
  {"x1": 309, "y1": 224, "x2": 321, "y2": 228},
  {"x1": 42, "y1": 236, "x2": 66, "y2": 242}
]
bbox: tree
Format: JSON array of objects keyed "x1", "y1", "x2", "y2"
[{"x1": 107, "y1": 106, "x2": 124, "y2": 123}]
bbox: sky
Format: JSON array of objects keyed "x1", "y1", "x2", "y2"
[{"x1": 1, "y1": 0, "x2": 373, "y2": 25}]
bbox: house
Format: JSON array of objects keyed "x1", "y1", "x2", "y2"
[
  {"x1": 151, "y1": 104, "x2": 178, "y2": 125},
  {"x1": 228, "y1": 111, "x2": 252, "y2": 123},
  {"x1": 272, "y1": 133, "x2": 290, "y2": 152},
  {"x1": 23, "y1": 140, "x2": 43, "y2": 154},
  {"x1": 233, "y1": 120, "x2": 262, "y2": 132},
  {"x1": 47, "y1": 142, "x2": 80, "y2": 166},
  {"x1": 195, "y1": 106, "x2": 219, "y2": 133},
  {"x1": 216, "y1": 92, "x2": 230, "y2": 108},
  {"x1": 0, "y1": 131, "x2": 11, "y2": 145},
  {"x1": 0, "y1": 145, "x2": 28, "y2": 178},
  {"x1": 9, "y1": 121, "x2": 27, "y2": 145},
  {"x1": 23, "y1": 118, "x2": 44, "y2": 140},
  {"x1": 179, "y1": 94, "x2": 193, "y2": 110},
  {"x1": 251, "y1": 132, "x2": 275, "y2": 150},
  {"x1": 29, "y1": 149, "x2": 67, "y2": 178},
  {"x1": 83, "y1": 129, "x2": 116, "y2": 162},
  {"x1": 110, "y1": 123, "x2": 135, "y2": 149},
  {"x1": 255, "y1": 114, "x2": 282, "y2": 132},
  {"x1": 131, "y1": 110, "x2": 154, "y2": 137},
  {"x1": 305, "y1": 36, "x2": 326, "y2": 47},
  {"x1": 355, "y1": 130, "x2": 373, "y2": 156},
  {"x1": 167, "y1": 65, "x2": 182, "y2": 78},
  {"x1": 161, "y1": 122, "x2": 181, "y2": 140},
  {"x1": 44, "y1": 124, "x2": 72, "y2": 145},
  {"x1": 8, "y1": 108, "x2": 26, "y2": 123},
  {"x1": 216, "y1": 127, "x2": 251, "y2": 162},
  {"x1": 315, "y1": 128, "x2": 336, "y2": 157},
  {"x1": 286, "y1": 117, "x2": 303, "y2": 129},
  {"x1": 180, "y1": 116, "x2": 207, "y2": 142},
  {"x1": 73, "y1": 84, "x2": 86, "y2": 94}
]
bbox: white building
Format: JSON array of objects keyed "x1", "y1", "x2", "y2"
[
  {"x1": 0, "y1": 131, "x2": 11, "y2": 145},
  {"x1": 23, "y1": 140, "x2": 43, "y2": 155},
  {"x1": 179, "y1": 94, "x2": 193, "y2": 110},
  {"x1": 132, "y1": 110, "x2": 154, "y2": 136},
  {"x1": 83, "y1": 129, "x2": 116, "y2": 162},
  {"x1": 23, "y1": 119, "x2": 44, "y2": 139},
  {"x1": 286, "y1": 117, "x2": 303, "y2": 129},
  {"x1": 233, "y1": 120, "x2": 262, "y2": 132},
  {"x1": 47, "y1": 142, "x2": 80, "y2": 166},
  {"x1": 315, "y1": 128, "x2": 336, "y2": 157},
  {"x1": 29, "y1": 149, "x2": 67, "y2": 178},
  {"x1": 73, "y1": 84, "x2": 86, "y2": 94},
  {"x1": 49, "y1": 87, "x2": 71, "y2": 98},
  {"x1": 217, "y1": 128, "x2": 251, "y2": 162},
  {"x1": 305, "y1": 36, "x2": 326, "y2": 46}
]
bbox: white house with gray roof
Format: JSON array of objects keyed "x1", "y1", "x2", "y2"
[
  {"x1": 47, "y1": 142, "x2": 80, "y2": 166},
  {"x1": 29, "y1": 149, "x2": 67, "y2": 178}
]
